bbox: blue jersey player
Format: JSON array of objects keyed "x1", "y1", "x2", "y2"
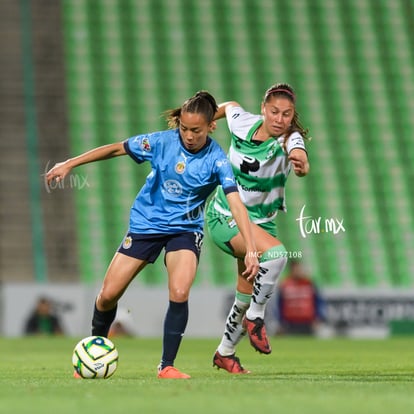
[{"x1": 46, "y1": 91, "x2": 259, "y2": 379}]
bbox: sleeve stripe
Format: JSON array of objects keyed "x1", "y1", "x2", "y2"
[
  {"x1": 123, "y1": 139, "x2": 145, "y2": 164},
  {"x1": 223, "y1": 185, "x2": 238, "y2": 195},
  {"x1": 288, "y1": 146, "x2": 308, "y2": 155}
]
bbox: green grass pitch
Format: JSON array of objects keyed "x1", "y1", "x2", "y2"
[{"x1": 0, "y1": 337, "x2": 413, "y2": 414}]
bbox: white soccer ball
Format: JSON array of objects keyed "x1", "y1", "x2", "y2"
[{"x1": 72, "y1": 336, "x2": 118, "y2": 379}]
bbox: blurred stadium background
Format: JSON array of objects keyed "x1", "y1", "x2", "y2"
[{"x1": 1, "y1": 0, "x2": 414, "y2": 336}]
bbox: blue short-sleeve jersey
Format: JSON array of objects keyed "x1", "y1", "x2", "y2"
[{"x1": 124, "y1": 129, "x2": 237, "y2": 234}]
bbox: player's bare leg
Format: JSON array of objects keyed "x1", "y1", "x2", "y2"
[{"x1": 92, "y1": 253, "x2": 147, "y2": 337}]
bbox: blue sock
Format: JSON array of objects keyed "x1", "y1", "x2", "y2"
[{"x1": 160, "y1": 301, "x2": 188, "y2": 369}]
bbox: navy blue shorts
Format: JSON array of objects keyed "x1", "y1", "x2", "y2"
[{"x1": 117, "y1": 232, "x2": 204, "y2": 263}]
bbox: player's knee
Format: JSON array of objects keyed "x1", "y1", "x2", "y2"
[
  {"x1": 259, "y1": 244, "x2": 288, "y2": 264},
  {"x1": 96, "y1": 291, "x2": 118, "y2": 311},
  {"x1": 169, "y1": 286, "x2": 190, "y2": 302}
]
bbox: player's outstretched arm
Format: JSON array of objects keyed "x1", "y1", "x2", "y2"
[
  {"x1": 46, "y1": 142, "x2": 127, "y2": 186},
  {"x1": 288, "y1": 148, "x2": 310, "y2": 177},
  {"x1": 213, "y1": 101, "x2": 240, "y2": 121},
  {"x1": 225, "y1": 191, "x2": 259, "y2": 281}
]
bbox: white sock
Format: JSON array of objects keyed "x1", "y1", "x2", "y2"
[
  {"x1": 246, "y1": 247, "x2": 287, "y2": 321},
  {"x1": 217, "y1": 292, "x2": 250, "y2": 356}
]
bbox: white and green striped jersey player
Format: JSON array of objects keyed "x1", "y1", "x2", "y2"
[{"x1": 210, "y1": 105, "x2": 307, "y2": 227}]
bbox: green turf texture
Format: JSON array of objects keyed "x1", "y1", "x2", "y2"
[{"x1": 0, "y1": 337, "x2": 413, "y2": 414}]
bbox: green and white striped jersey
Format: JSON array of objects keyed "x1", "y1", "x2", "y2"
[{"x1": 211, "y1": 106, "x2": 306, "y2": 224}]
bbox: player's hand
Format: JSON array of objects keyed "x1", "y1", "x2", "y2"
[
  {"x1": 242, "y1": 251, "x2": 260, "y2": 282},
  {"x1": 46, "y1": 161, "x2": 72, "y2": 185},
  {"x1": 288, "y1": 152, "x2": 309, "y2": 176}
]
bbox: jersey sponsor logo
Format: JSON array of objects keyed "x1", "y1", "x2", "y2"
[
  {"x1": 122, "y1": 236, "x2": 132, "y2": 249},
  {"x1": 141, "y1": 137, "x2": 151, "y2": 152},
  {"x1": 175, "y1": 161, "x2": 186, "y2": 174},
  {"x1": 240, "y1": 183, "x2": 267, "y2": 193},
  {"x1": 240, "y1": 155, "x2": 260, "y2": 174},
  {"x1": 163, "y1": 179, "x2": 183, "y2": 196}
]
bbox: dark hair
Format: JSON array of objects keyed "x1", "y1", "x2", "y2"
[
  {"x1": 165, "y1": 91, "x2": 218, "y2": 129},
  {"x1": 263, "y1": 83, "x2": 310, "y2": 141}
]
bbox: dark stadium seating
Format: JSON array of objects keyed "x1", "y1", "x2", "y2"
[{"x1": 61, "y1": 0, "x2": 414, "y2": 287}]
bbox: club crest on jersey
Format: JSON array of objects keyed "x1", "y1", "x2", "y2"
[
  {"x1": 141, "y1": 137, "x2": 151, "y2": 152},
  {"x1": 266, "y1": 141, "x2": 279, "y2": 159},
  {"x1": 227, "y1": 218, "x2": 237, "y2": 228},
  {"x1": 122, "y1": 236, "x2": 132, "y2": 249},
  {"x1": 175, "y1": 161, "x2": 186, "y2": 174}
]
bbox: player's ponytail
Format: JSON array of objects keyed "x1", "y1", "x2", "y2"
[{"x1": 165, "y1": 91, "x2": 218, "y2": 128}]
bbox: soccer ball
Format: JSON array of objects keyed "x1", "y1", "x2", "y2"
[{"x1": 72, "y1": 336, "x2": 118, "y2": 379}]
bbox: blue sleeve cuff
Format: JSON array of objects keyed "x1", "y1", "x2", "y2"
[
  {"x1": 123, "y1": 139, "x2": 144, "y2": 164},
  {"x1": 223, "y1": 185, "x2": 238, "y2": 195}
]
